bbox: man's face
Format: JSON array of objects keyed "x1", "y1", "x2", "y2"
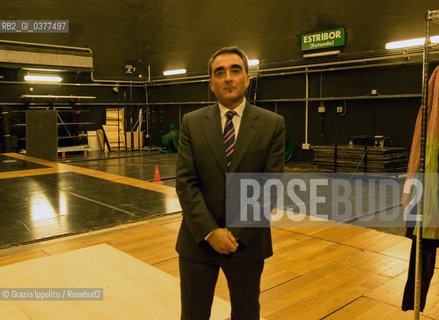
[{"x1": 209, "y1": 53, "x2": 250, "y2": 109}]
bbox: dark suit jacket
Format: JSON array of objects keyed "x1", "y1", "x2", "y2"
[{"x1": 175, "y1": 102, "x2": 285, "y2": 263}]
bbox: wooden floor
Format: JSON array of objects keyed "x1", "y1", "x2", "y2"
[
  {"x1": 0, "y1": 243, "x2": 232, "y2": 320},
  {"x1": 0, "y1": 152, "x2": 438, "y2": 319},
  {"x1": 0, "y1": 213, "x2": 438, "y2": 319}
]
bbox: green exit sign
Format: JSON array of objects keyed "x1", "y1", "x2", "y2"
[{"x1": 301, "y1": 28, "x2": 345, "y2": 51}]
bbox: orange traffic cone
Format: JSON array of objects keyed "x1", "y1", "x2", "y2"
[{"x1": 153, "y1": 164, "x2": 164, "y2": 184}]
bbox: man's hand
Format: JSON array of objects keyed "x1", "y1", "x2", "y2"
[{"x1": 206, "y1": 228, "x2": 239, "y2": 254}]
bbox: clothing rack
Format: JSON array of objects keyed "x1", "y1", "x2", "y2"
[{"x1": 414, "y1": 9, "x2": 439, "y2": 320}]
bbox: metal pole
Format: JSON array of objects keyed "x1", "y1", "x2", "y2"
[
  {"x1": 116, "y1": 84, "x2": 120, "y2": 151},
  {"x1": 304, "y1": 68, "x2": 309, "y2": 146},
  {"x1": 130, "y1": 81, "x2": 133, "y2": 151},
  {"x1": 1, "y1": 105, "x2": 11, "y2": 152},
  {"x1": 414, "y1": 10, "x2": 432, "y2": 319},
  {"x1": 145, "y1": 82, "x2": 150, "y2": 149}
]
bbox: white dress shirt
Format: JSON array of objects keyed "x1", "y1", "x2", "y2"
[
  {"x1": 204, "y1": 99, "x2": 247, "y2": 241},
  {"x1": 218, "y1": 98, "x2": 246, "y2": 138}
]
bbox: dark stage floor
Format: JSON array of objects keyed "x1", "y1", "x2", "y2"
[
  {"x1": 0, "y1": 151, "x2": 408, "y2": 249},
  {"x1": 0, "y1": 152, "x2": 180, "y2": 248}
]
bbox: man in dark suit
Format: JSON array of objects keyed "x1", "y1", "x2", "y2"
[{"x1": 176, "y1": 46, "x2": 285, "y2": 320}]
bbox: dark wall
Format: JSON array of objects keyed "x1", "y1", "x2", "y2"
[
  {"x1": 0, "y1": 0, "x2": 143, "y2": 78},
  {"x1": 0, "y1": 82, "x2": 145, "y2": 150},
  {"x1": 145, "y1": 61, "x2": 432, "y2": 161},
  {"x1": 1, "y1": 0, "x2": 438, "y2": 159},
  {"x1": 139, "y1": 0, "x2": 439, "y2": 76},
  {"x1": 1, "y1": 0, "x2": 438, "y2": 77},
  {"x1": 138, "y1": 0, "x2": 439, "y2": 161}
]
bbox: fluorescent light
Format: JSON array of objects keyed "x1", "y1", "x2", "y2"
[
  {"x1": 385, "y1": 36, "x2": 439, "y2": 49},
  {"x1": 248, "y1": 59, "x2": 259, "y2": 66},
  {"x1": 22, "y1": 68, "x2": 63, "y2": 72},
  {"x1": 163, "y1": 69, "x2": 186, "y2": 76},
  {"x1": 24, "y1": 75, "x2": 62, "y2": 82},
  {"x1": 303, "y1": 50, "x2": 340, "y2": 58}
]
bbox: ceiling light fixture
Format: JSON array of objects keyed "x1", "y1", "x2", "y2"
[
  {"x1": 163, "y1": 69, "x2": 187, "y2": 76},
  {"x1": 302, "y1": 50, "x2": 341, "y2": 58},
  {"x1": 24, "y1": 75, "x2": 62, "y2": 82},
  {"x1": 248, "y1": 59, "x2": 259, "y2": 66},
  {"x1": 22, "y1": 68, "x2": 64, "y2": 72},
  {"x1": 385, "y1": 35, "x2": 439, "y2": 49}
]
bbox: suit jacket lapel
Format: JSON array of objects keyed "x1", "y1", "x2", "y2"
[
  {"x1": 229, "y1": 102, "x2": 260, "y2": 172},
  {"x1": 201, "y1": 104, "x2": 227, "y2": 174}
]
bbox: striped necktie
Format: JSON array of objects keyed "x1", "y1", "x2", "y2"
[{"x1": 224, "y1": 110, "x2": 237, "y2": 167}]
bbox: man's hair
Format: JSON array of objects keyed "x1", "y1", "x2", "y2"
[{"x1": 208, "y1": 46, "x2": 249, "y2": 77}]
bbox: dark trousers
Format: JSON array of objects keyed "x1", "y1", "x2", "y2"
[
  {"x1": 402, "y1": 238, "x2": 437, "y2": 311},
  {"x1": 179, "y1": 256, "x2": 264, "y2": 320}
]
